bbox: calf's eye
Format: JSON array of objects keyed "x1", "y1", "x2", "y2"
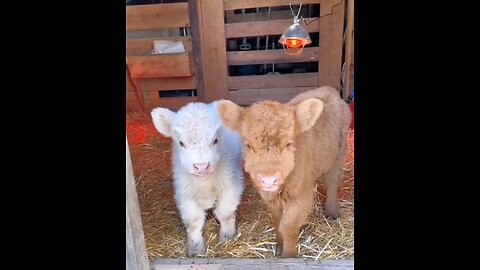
[
  {"x1": 212, "y1": 138, "x2": 219, "y2": 145},
  {"x1": 245, "y1": 144, "x2": 251, "y2": 149},
  {"x1": 179, "y1": 141, "x2": 185, "y2": 148}
]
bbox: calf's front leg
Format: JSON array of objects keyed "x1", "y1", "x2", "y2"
[
  {"x1": 266, "y1": 199, "x2": 284, "y2": 256},
  {"x1": 277, "y1": 193, "x2": 313, "y2": 258},
  {"x1": 214, "y1": 188, "x2": 241, "y2": 244},
  {"x1": 178, "y1": 199, "x2": 206, "y2": 257}
]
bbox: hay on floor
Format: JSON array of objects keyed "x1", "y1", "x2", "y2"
[{"x1": 128, "y1": 112, "x2": 354, "y2": 260}]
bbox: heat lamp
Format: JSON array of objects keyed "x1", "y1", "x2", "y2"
[{"x1": 278, "y1": 2, "x2": 312, "y2": 56}]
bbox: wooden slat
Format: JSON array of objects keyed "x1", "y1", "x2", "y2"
[
  {"x1": 126, "y1": 140, "x2": 150, "y2": 270},
  {"x1": 126, "y1": 37, "x2": 192, "y2": 55},
  {"x1": 225, "y1": 18, "x2": 319, "y2": 38},
  {"x1": 343, "y1": 0, "x2": 354, "y2": 100},
  {"x1": 227, "y1": 47, "x2": 318, "y2": 65},
  {"x1": 318, "y1": 0, "x2": 345, "y2": 89},
  {"x1": 229, "y1": 73, "x2": 318, "y2": 89},
  {"x1": 127, "y1": 52, "x2": 193, "y2": 78},
  {"x1": 195, "y1": 0, "x2": 229, "y2": 102},
  {"x1": 153, "y1": 258, "x2": 353, "y2": 270},
  {"x1": 224, "y1": 0, "x2": 320, "y2": 11},
  {"x1": 126, "y1": 29, "x2": 181, "y2": 39},
  {"x1": 136, "y1": 76, "x2": 196, "y2": 91},
  {"x1": 126, "y1": 3, "x2": 190, "y2": 31},
  {"x1": 143, "y1": 92, "x2": 198, "y2": 111},
  {"x1": 226, "y1": 10, "x2": 293, "y2": 23},
  {"x1": 229, "y1": 87, "x2": 315, "y2": 105}
]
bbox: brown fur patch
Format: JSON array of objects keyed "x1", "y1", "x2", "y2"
[{"x1": 217, "y1": 86, "x2": 351, "y2": 257}]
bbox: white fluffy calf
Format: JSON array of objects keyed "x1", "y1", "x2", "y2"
[{"x1": 151, "y1": 101, "x2": 244, "y2": 257}]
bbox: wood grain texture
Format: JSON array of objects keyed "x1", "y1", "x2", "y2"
[{"x1": 126, "y1": 3, "x2": 190, "y2": 31}]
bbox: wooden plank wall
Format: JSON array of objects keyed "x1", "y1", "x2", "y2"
[
  {"x1": 318, "y1": 0, "x2": 345, "y2": 90},
  {"x1": 221, "y1": 0, "x2": 346, "y2": 105},
  {"x1": 126, "y1": 3, "x2": 198, "y2": 112},
  {"x1": 126, "y1": 0, "x2": 350, "y2": 109}
]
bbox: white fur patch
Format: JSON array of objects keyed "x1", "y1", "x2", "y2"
[{"x1": 151, "y1": 101, "x2": 244, "y2": 256}]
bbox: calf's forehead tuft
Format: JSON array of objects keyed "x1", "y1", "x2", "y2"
[
  {"x1": 171, "y1": 102, "x2": 221, "y2": 140},
  {"x1": 241, "y1": 101, "x2": 295, "y2": 145}
]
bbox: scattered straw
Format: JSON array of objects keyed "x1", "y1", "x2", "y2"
[{"x1": 128, "y1": 112, "x2": 354, "y2": 260}]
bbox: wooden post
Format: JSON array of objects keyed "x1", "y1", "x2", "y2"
[
  {"x1": 343, "y1": 0, "x2": 354, "y2": 100},
  {"x1": 188, "y1": 0, "x2": 206, "y2": 102},
  {"x1": 126, "y1": 138, "x2": 150, "y2": 270},
  {"x1": 318, "y1": 0, "x2": 345, "y2": 90},
  {"x1": 190, "y1": 0, "x2": 229, "y2": 102}
]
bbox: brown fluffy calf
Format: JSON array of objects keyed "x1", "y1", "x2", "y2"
[{"x1": 217, "y1": 86, "x2": 351, "y2": 258}]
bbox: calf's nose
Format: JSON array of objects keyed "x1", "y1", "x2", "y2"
[
  {"x1": 259, "y1": 175, "x2": 277, "y2": 185},
  {"x1": 193, "y1": 162, "x2": 210, "y2": 174}
]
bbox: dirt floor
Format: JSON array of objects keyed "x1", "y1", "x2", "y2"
[{"x1": 127, "y1": 110, "x2": 354, "y2": 260}]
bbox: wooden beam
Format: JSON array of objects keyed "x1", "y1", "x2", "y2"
[
  {"x1": 127, "y1": 52, "x2": 194, "y2": 78},
  {"x1": 229, "y1": 87, "x2": 315, "y2": 105},
  {"x1": 225, "y1": 18, "x2": 319, "y2": 38},
  {"x1": 318, "y1": 0, "x2": 345, "y2": 89},
  {"x1": 152, "y1": 258, "x2": 353, "y2": 270},
  {"x1": 194, "y1": 0, "x2": 229, "y2": 102},
  {"x1": 225, "y1": 10, "x2": 293, "y2": 23},
  {"x1": 227, "y1": 47, "x2": 318, "y2": 65},
  {"x1": 126, "y1": 3, "x2": 190, "y2": 31},
  {"x1": 223, "y1": 0, "x2": 321, "y2": 11},
  {"x1": 343, "y1": 0, "x2": 354, "y2": 100},
  {"x1": 137, "y1": 76, "x2": 196, "y2": 92},
  {"x1": 126, "y1": 139, "x2": 150, "y2": 270},
  {"x1": 229, "y1": 73, "x2": 318, "y2": 90},
  {"x1": 188, "y1": 0, "x2": 206, "y2": 102},
  {"x1": 126, "y1": 29, "x2": 182, "y2": 40}
]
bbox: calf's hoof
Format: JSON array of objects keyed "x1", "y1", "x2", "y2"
[
  {"x1": 187, "y1": 241, "x2": 205, "y2": 257},
  {"x1": 219, "y1": 228, "x2": 235, "y2": 244},
  {"x1": 279, "y1": 250, "x2": 297, "y2": 258},
  {"x1": 324, "y1": 203, "x2": 340, "y2": 219},
  {"x1": 275, "y1": 243, "x2": 283, "y2": 256}
]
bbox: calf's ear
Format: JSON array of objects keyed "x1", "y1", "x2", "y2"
[
  {"x1": 295, "y1": 98, "x2": 324, "y2": 133},
  {"x1": 151, "y1": 107, "x2": 176, "y2": 137},
  {"x1": 216, "y1": 100, "x2": 244, "y2": 132}
]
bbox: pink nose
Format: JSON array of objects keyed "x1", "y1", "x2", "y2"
[
  {"x1": 259, "y1": 176, "x2": 277, "y2": 186},
  {"x1": 193, "y1": 162, "x2": 210, "y2": 174}
]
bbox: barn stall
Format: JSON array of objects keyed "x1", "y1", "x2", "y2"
[{"x1": 126, "y1": 0, "x2": 354, "y2": 269}]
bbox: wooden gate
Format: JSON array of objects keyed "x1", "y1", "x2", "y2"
[{"x1": 192, "y1": 0, "x2": 345, "y2": 105}]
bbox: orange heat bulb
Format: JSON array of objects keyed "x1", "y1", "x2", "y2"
[{"x1": 285, "y1": 38, "x2": 303, "y2": 48}]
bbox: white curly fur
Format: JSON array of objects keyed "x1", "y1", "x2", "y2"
[{"x1": 151, "y1": 101, "x2": 244, "y2": 257}]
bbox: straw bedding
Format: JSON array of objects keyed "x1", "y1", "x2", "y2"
[{"x1": 127, "y1": 111, "x2": 354, "y2": 260}]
